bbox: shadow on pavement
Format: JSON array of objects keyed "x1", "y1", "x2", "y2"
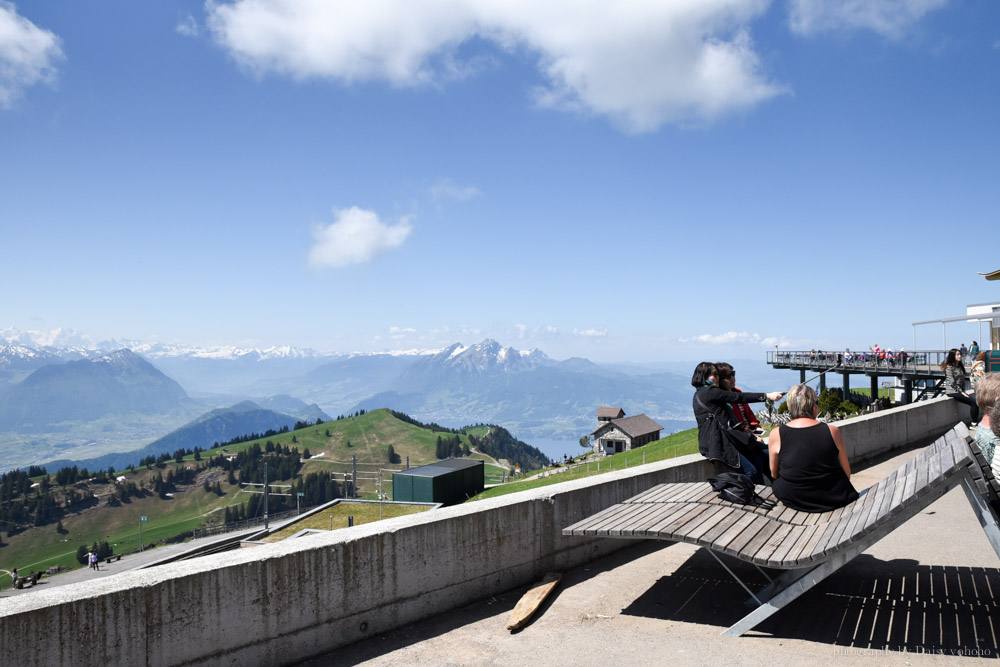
[{"x1": 621, "y1": 550, "x2": 1000, "y2": 658}]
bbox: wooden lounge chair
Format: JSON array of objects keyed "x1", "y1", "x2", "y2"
[{"x1": 562, "y1": 423, "x2": 1000, "y2": 637}]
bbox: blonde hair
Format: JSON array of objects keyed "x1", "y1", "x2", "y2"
[
  {"x1": 786, "y1": 384, "x2": 818, "y2": 419},
  {"x1": 976, "y1": 373, "x2": 1000, "y2": 411}
]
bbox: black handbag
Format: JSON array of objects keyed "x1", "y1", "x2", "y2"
[{"x1": 708, "y1": 472, "x2": 766, "y2": 506}]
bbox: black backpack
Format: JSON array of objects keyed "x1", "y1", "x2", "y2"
[{"x1": 708, "y1": 472, "x2": 765, "y2": 506}]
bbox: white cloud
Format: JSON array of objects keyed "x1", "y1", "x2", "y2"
[
  {"x1": 573, "y1": 328, "x2": 607, "y2": 338},
  {"x1": 430, "y1": 178, "x2": 481, "y2": 201},
  {"x1": 0, "y1": 1, "x2": 64, "y2": 109},
  {"x1": 176, "y1": 14, "x2": 200, "y2": 37},
  {"x1": 389, "y1": 326, "x2": 417, "y2": 339},
  {"x1": 308, "y1": 206, "x2": 413, "y2": 269},
  {"x1": 206, "y1": 0, "x2": 785, "y2": 131},
  {"x1": 787, "y1": 0, "x2": 950, "y2": 39},
  {"x1": 679, "y1": 331, "x2": 790, "y2": 347}
]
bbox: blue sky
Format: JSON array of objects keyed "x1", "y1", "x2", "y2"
[{"x1": 1, "y1": 0, "x2": 997, "y2": 362}]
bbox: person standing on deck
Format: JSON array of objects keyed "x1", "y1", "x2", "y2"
[{"x1": 942, "y1": 348, "x2": 979, "y2": 424}]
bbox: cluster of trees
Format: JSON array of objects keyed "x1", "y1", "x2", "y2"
[
  {"x1": 389, "y1": 410, "x2": 463, "y2": 434},
  {"x1": 776, "y1": 388, "x2": 872, "y2": 417},
  {"x1": 0, "y1": 488, "x2": 58, "y2": 534},
  {"x1": 467, "y1": 427, "x2": 547, "y2": 470},
  {"x1": 54, "y1": 465, "x2": 120, "y2": 485},
  {"x1": 211, "y1": 426, "x2": 292, "y2": 450},
  {"x1": 434, "y1": 435, "x2": 470, "y2": 459},
  {"x1": 334, "y1": 409, "x2": 368, "y2": 421},
  {"x1": 221, "y1": 470, "x2": 342, "y2": 525},
  {"x1": 207, "y1": 441, "x2": 303, "y2": 484}
]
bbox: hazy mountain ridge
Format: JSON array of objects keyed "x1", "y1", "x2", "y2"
[
  {"x1": 0, "y1": 331, "x2": 795, "y2": 465},
  {"x1": 0, "y1": 349, "x2": 195, "y2": 432},
  {"x1": 37, "y1": 400, "x2": 325, "y2": 476}
]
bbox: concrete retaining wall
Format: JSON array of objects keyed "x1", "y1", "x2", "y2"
[{"x1": 0, "y1": 398, "x2": 969, "y2": 666}]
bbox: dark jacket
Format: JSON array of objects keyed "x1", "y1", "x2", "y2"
[{"x1": 693, "y1": 385, "x2": 768, "y2": 469}]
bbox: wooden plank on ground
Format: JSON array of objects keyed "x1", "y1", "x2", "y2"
[{"x1": 507, "y1": 572, "x2": 561, "y2": 631}]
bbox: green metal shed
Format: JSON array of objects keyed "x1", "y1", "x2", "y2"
[{"x1": 392, "y1": 458, "x2": 485, "y2": 505}]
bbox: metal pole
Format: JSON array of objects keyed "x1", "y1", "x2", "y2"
[
  {"x1": 139, "y1": 518, "x2": 143, "y2": 552},
  {"x1": 352, "y1": 455, "x2": 357, "y2": 498},
  {"x1": 264, "y1": 461, "x2": 269, "y2": 530}
]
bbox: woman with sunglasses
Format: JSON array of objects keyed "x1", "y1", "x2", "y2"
[{"x1": 691, "y1": 362, "x2": 783, "y2": 484}]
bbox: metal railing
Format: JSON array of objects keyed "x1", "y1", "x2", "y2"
[
  {"x1": 768, "y1": 349, "x2": 958, "y2": 375},
  {"x1": 191, "y1": 507, "x2": 305, "y2": 540}
]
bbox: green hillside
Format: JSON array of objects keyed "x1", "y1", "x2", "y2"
[
  {"x1": 468, "y1": 428, "x2": 700, "y2": 501},
  {"x1": 0, "y1": 409, "x2": 523, "y2": 588}
]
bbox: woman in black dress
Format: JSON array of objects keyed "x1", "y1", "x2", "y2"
[{"x1": 769, "y1": 384, "x2": 858, "y2": 512}]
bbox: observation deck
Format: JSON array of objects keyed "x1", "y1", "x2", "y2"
[{"x1": 767, "y1": 349, "x2": 957, "y2": 402}]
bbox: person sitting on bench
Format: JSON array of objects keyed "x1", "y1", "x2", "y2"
[
  {"x1": 768, "y1": 384, "x2": 859, "y2": 512},
  {"x1": 691, "y1": 361, "x2": 784, "y2": 485}
]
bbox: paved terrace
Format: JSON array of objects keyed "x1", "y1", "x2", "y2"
[
  {"x1": 1, "y1": 396, "x2": 995, "y2": 666},
  {"x1": 318, "y1": 446, "x2": 999, "y2": 666}
]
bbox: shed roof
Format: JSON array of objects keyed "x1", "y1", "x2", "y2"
[
  {"x1": 596, "y1": 407, "x2": 625, "y2": 419},
  {"x1": 394, "y1": 458, "x2": 484, "y2": 478},
  {"x1": 592, "y1": 414, "x2": 664, "y2": 438}
]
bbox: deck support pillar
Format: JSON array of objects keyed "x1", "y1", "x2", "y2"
[
  {"x1": 870, "y1": 375, "x2": 879, "y2": 399},
  {"x1": 842, "y1": 372, "x2": 851, "y2": 397},
  {"x1": 903, "y1": 379, "x2": 913, "y2": 405}
]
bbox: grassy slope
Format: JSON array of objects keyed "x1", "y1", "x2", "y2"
[
  {"x1": 261, "y1": 502, "x2": 431, "y2": 542},
  {"x1": 469, "y1": 427, "x2": 699, "y2": 501},
  {"x1": 1, "y1": 409, "x2": 503, "y2": 587}
]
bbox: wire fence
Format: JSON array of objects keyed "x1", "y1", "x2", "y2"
[{"x1": 191, "y1": 507, "x2": 307, "y2": 540}]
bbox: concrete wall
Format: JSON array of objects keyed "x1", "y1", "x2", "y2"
[{"x1": 0, "y1": 398, "x2": 969, "y2": 666}]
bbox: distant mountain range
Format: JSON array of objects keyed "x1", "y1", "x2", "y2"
[
  {"x1": 39, "y1": 399, "x2": 331, "y2": 473},
  {"x1": 0, "y1": 349, "x2": 194, "y2": 432},
  {"x1": 0, "y1": 327, "x2": 792, "y2": 470}
]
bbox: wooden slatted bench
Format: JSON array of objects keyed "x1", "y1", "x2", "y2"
[{"x1": 562, "y1": 422, "x2": 1000, "y2": 636}]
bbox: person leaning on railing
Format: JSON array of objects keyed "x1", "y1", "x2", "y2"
[{"x1": 941, "y1": 348, "x2": 980, "y2": 425}]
